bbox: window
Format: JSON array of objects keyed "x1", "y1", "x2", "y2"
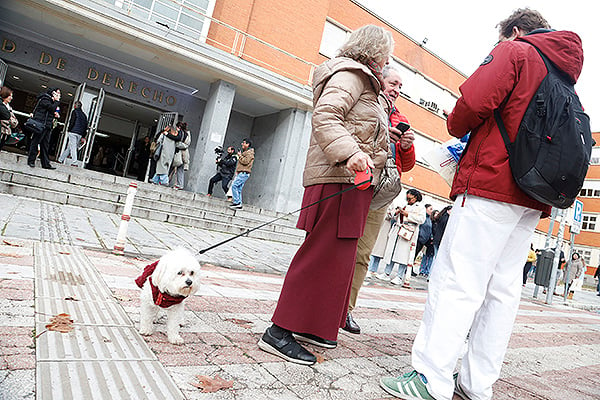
[
  {"x1": 573, "y1": 248, "x2": 592, "y2": 266},
  {"x1": 105, "y1": 0, "x2": 216, "y2": 42},
  {"x1": 578, "y1": 185, "x2": 600, "y2": 198},
  {"x1": 582, "y1": 214, "x2": 596, "y2": 231},
  {"x1": 318, "y1": 21, "x2": 459, "y2": 118},
  {"x1": 591, "y1": 147, "x2": 600, "y2": 165},
  {"x1": 319, "y1": 21, "x2": 349, "y2": 59},
  {"x1": 413, "y1": 132, "x2": 438, "y2": 166},
  {"x1": 388, "y1": 59, "x2": 457, "y2": 118}
]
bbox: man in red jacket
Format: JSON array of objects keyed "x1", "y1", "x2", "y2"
[{"x1": 380, "y1": 9, "x2": 584, "y2": 400}]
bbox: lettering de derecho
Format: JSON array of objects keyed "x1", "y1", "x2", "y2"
[
  {"x1": 86, "y1": 67, "x2": 176, "y2": 106},
  {"x1": 1, "y1": 38, "x2": 176, "y2": 106}
]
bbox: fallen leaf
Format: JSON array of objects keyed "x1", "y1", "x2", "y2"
[
  {"x1": 113, "y1": 295, "x2": 130, "y2": 302},
  {"x1": 46, "y1": 313, "x2": 74, "y2": 333},
  {"x1": 315, "y1": 353, "x2": 325, "y2": 363},
  {"x1": 0, "y1": 253, "x2": 23, "y2": 258},
  {"x1": 58, "y1": 251, "x2": 71, "y2": 255},
  {"x1": 191, "y1": 375, "x2": 233, "y2": 393},
  {"x1": 224, "y1": 318, "x2": 253, "y2": 328},
  {"x1": 75, "y1": 237, "x2": 85, "y2": 241},
  {"x1": 64, "y1": 296, "x2": 79, "y2": 301},
  {"x1": 2, "y1": 240, "x2": 23, "y2": 247}
]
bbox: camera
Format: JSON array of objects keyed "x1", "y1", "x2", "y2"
[{"x1": 214, "y1": 146, "x2": 224, "y2": 156}]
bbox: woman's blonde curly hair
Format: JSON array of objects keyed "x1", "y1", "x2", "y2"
[{"x1": 337, "y1": 25, "x2": 394, "y2": 66}]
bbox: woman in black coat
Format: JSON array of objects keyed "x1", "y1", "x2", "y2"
[{"x1": 26, "y1": 87, "x2": 61, "y2": 169}]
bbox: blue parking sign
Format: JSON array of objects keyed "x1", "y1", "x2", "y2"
[{"x1": 571, "y1": 200, "x2": 583, "y2": 234}]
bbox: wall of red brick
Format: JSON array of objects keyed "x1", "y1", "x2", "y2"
[{"x1": 209, "y1": 0, "x2": 465, "y2": 91}]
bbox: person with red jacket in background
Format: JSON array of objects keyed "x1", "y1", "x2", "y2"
[
  {"x1": 342, "y1": 65, "x2": 416, "y2": 335},
  {"x1": 380, "y1": 9, "x2": 584, "y2": 400}
]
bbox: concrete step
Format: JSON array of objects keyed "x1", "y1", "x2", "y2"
[{"x1": 0, "y1": 151, "x2": 303, "y2": 245}]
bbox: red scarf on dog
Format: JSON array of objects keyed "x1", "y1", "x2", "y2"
[{"x1": 135, "y1": 260, "x2": 186, "y2": 308}]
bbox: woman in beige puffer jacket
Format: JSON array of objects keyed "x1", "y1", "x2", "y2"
[{"x1": 259, "y1": 25, "x2": 394, "y2": 366}]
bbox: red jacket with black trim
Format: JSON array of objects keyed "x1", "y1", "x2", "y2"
[{"x1": 447, "y1": 30, "x2": 584, "y2": 215}]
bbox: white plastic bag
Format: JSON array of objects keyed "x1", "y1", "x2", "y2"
[{"x1": 423, "y1": 137, "x2": 468, "y2": 186}]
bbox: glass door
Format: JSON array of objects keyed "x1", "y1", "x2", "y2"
[
  {"x1": 0, "y1": 58, "x2": 7, "y2": 87},
  {"x1": 57, "y1": 82, "x2": 86, "y2": 162},
  {"x1": 82, "y1": 88, "x2": 105, "y2": 167}
]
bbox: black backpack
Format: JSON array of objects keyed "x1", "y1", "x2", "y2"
[{"x1": 494, "y1": 44, "x2": 593, "y2": 209}]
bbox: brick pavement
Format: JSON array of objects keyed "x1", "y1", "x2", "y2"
[
  {"x1": 2, "y1": 242, "x2": 592, "y2": 400},
  {"x1": 1, "y1": 192, "x2": 600, "y2": 398}
]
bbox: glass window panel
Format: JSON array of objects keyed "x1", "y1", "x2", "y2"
[
  {"x1": 153, "y1": 0, "x2": 180, "y2": 20},
  {"x1": 176, "y1": 24, "x2": 203, "y2": 39},
  {"x1": 132, "y1": 0, "x2": 153, "y2": 10},
  {"x1": 129, "y1": 6, "x2": 150, "y2": 20},
  {"x1": 591, "y1": 147, "x2": 600, "y2": 165},
  {"x1": 319, "y1": 21, "x2": 348, "y2": 59},
  {"x1": 413, "y1": 133, "x2": 437, "y2": 166},
  {"x1": 184, "y1": 0, "x2": 209, "y2": 11},
  {"x1": 179, "y1": 11, "x2": 204, "y2": 31},
  {"x1": 595, "y1": 190, "x2": 600, "y2": 197}
]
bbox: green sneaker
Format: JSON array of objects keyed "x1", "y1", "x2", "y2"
[
  {"x1": 380, "y1": 370, "x2": 436, "y2": 399},
  {"x1": 453, "y1": 373, "x2": 472, "y2": 400}
]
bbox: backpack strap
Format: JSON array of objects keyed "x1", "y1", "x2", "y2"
[
  {"x1": 494, "y1": 101, "x2": 514, "y2": 157},
  {"x1": 493, "y1": 42, "x2": 553, "y2": 155}
]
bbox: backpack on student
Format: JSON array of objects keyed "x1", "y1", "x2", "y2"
[{"x1": 494, "y1": 44, "x2": 593, "y2": 209}]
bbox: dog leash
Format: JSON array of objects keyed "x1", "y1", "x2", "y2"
[{"x1": 198, "y1": 168, "x2": 373, "y2": 254}]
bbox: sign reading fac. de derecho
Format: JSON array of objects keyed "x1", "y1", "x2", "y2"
[{"x1": 0, "y1": 35, "x2": 178, "y2": 108}]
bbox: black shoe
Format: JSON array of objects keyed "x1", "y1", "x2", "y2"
[
  {"x1": 258, "y1": 327, "x2": 316, "y2": 365},
  {"x1": 341, "y1": 313, "x2": 361, "y2": 334},
  {"x1": 42, "y1": 165, "x2": 56, "y2": 170},
  {"x1": 293, "y1": 332, "x2": 337, "y2": 349},
  {"x1": 27, "y1": 162, "x2": 35, "y2": 168},
  {"x1": 411, "y1": 271, "x2": 418, "y2": 277}
]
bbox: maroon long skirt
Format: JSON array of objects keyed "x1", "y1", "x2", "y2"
[{"x1": 271, "y1": 183, "x2": 373, "y2": 341}]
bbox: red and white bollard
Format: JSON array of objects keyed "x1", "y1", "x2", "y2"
[{"x1": 113, "y1": 182, "x2": 138, "y2": 255}]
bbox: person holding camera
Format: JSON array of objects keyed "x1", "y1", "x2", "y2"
[
  {"x1": 207, "y1": 146, "x2": 237, "y2": 196},
  {"x1": 26, "y1": 87, "x2": 61, "y2": 169}
]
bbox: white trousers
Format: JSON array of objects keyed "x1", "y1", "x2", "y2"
[{"x1": 411, "y1": 195, "x2": 540, "y2": 400}]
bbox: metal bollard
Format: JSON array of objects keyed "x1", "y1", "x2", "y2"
[{"x1": 113, "y1": 182, "x2": 138, "y2": 255}]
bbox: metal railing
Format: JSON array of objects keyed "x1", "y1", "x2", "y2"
[{"x1": 94, "y1": 0, "x2": 317, "y2": 86}]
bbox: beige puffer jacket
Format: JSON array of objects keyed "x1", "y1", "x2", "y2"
[{"x1": 303, "y1": 57, "x2": 390, "y2": 187}]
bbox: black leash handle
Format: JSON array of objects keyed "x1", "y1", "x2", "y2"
[{"x1": 198, "y1": 179, "x2": 371, "y2": 254}]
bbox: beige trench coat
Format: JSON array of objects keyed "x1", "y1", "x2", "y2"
[{"x1": 382, "y1": 202, "x2": 426, "y2": 266}]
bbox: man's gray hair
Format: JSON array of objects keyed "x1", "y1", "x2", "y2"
[{"x1": 382, "y1": 65, "x2": 400, "y2": 79}]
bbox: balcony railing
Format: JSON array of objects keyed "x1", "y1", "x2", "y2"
[{"x1": 93, "y1": 0, "x2": 317, "y2": 86}]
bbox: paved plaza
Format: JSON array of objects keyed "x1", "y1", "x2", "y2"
[{"x1": 1, "y1": 192, "x2": 599, "y2": 399}]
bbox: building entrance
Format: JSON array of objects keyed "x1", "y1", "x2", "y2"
[{"x1": 3, "y1": 64, "x2": 171, "y2": 179}]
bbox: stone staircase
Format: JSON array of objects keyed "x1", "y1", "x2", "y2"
[{"x1": 0, "y1": 151, "x2": 303, "y2": 245}]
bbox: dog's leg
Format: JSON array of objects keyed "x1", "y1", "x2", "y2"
[
  {"x1": 166, "y1": 303, "x2": 185, "y2": 345},
  {"x1": 139, "y1": 287, "x2": 158, "y2": 336}
]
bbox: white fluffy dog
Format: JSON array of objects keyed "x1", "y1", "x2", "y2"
[{"x1": 136, "y1": 248, "x2": 200, "y2": 345}]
